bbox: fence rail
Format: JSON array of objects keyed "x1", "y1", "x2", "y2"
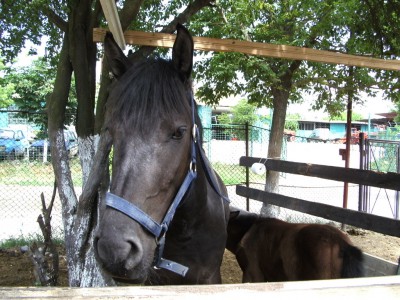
[
  {"x1": 238, "y1": 156, "x2": 400, "y2": 238},
  {"x1": 1, "y1": 275, "x2": 400, "y2": 298}
]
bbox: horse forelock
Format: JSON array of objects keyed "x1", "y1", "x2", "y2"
[{"x1": 105, "y1": 58, "x2": 192, "y2": 135}]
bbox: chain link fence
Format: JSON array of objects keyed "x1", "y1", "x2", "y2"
[
  {"x1": 0, "y1": 158, "x2": 82, "y2": 241},
  {"x1": 203, "y1": 124, "x2": 273, "y2": 212},
  {"x1": 361, "y1": 139, "x2": 400, "y2": 219},
  {"x1": 0, "y1": 121, "x2": 398, "y2": 242}
]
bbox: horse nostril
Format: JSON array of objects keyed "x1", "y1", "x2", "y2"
[
  {"x1": 95, "y1": 234, "x2": 144, "y2": 272},
  {"x1": 124, "y1": 240, "x2": 144, "y2": 270}
]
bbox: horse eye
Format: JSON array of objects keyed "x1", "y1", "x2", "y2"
[{"x1": 172, "y1": 126, "x2": 187, "y2": 140}]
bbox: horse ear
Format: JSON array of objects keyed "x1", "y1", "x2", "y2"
[
  {"x1": 172, "y1": 24, "x2": 194, "y2": 80},
  {"x1": 104, "y1": 32, "x2": 132, "y2": 79}
]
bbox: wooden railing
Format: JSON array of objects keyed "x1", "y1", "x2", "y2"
[{"x1": 237, "y1": 156, "x2": 400, "y2": 238}]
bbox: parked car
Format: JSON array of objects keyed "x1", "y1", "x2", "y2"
[
  {"x1": 0, "y1": 128, "x2": 30, "y2": 160},
  {"x1": 29, "y1": 130, "x2": 78, "y2": 160}
]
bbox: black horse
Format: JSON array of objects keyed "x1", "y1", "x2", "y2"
[{"x1": 94, "y1": 24, "x2": 230, "y2": 285}]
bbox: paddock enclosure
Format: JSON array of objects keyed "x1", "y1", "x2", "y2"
[{"x1": 2, "y1": 3, "x2": 400, "y2": 295}]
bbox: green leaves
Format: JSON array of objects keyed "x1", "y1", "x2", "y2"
[
  {"x1": 190, "y1": 0, "x2": 400, "y2": 118},
  {"x1": 0, "y1": 57, "x2": 77, "y2": 132}
]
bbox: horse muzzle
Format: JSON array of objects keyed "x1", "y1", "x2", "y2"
[{"x1": 93, "y1": 220, "x2": 155, "y2": 282}]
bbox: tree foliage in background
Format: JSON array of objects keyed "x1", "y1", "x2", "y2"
[
  {"x1": 218, "y1": 99, "x2": 259, "y2": 125},
  {"x1": 0, "y1": 57, "x2": 14, "y2": 108},
  {"x1": 285, "y1": 113, "x2": 301, "y2": 131},
  {"x1": 330, "y1": 111, "x2": 364, "y2": 122},
  {"x1": 217, "y1": 99, "x2": 259, "y2": 140},
  {"x1": 1, "y1": 58, "x2": 77, "y2": 134}
]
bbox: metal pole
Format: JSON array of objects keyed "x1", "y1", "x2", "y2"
[
  {"x1": 358, "y1": 132, "x2": 365, "y2": 211},
  {"x1": 343, "y1": 93, "x2": 352, "y2": 210},
  {"x1": 396, "y1": 142, "x2": 400, "y2": 219},
  {"x1": 245, "y1": 122, "x2": 250, "y2": 211}
]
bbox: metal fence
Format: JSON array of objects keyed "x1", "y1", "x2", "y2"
[
  {"x1": 361, "y1": 138, "x2": 400, "y2": 219},
  {"x1": 202, "y1": 124, "x2": 274, "y2": 212},
  {"x1": 0, "y1": 123, "x2": 398, "y2": 243},
  {"x1": 0, "y1": 123, "x2": 274, "y2": 242},
  {"x1": 0, "y1": 158, "x2": 82, "y2": 241}
]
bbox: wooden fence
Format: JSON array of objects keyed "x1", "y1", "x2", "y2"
[
  {"x1": 238, "y1": 156, "x2": 400, "y2": 238},
  {"x1": 0, "y1": 276, "x2": 399, "y2": 299}
]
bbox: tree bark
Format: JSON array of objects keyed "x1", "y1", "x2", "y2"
[
  {"x1": 261, "y1": 61, "x2": 301, "y2": 218},
  {"x1": 260, "y1": 86, "x2": 288, "y2": 218},
  {"x1": 46, "y1": 33, "x2": 81, "y2": 285}
]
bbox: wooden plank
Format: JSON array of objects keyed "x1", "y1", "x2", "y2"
[
  {"x1": 99, "y1": 1, "x2": 125, "y2": 50},
  {"x1": 363, "y1": 253, "x2": 399, "y2": 277},
  {"x1": 236, "y1": 185, "x2": 400, "y2": 238},
  {"x1": 93, "y1": 28, "x2": 400, "y2": 71},
  {"x1": 239, "y1": 157, "x2": 400, "y2": 191},
  {"x1": 0, "y1": 276, "x2": 399, "y2": 299}
]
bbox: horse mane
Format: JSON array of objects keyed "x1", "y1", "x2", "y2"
[{"x1": 105, "y1": 57, "x2": 192, "y2": 136}]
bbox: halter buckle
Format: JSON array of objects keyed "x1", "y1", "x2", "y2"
[
  {"x1": 192, "y1": 124, "x2": 197, "y2": 142},
  {"x1": 189, "y1": 161, "x2": 196, "y2": 172}
]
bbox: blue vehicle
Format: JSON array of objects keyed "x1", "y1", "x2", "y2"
[
  {"x1": 29, "y1": 130, "x2": 78, "y2": 161},
  {"x1": 0, "y1": 128, "x2": 30, "y2": 160}
]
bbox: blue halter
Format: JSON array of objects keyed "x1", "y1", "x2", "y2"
[{"x1": 105, "y1": 93, "x2": 229, "y2": 276}]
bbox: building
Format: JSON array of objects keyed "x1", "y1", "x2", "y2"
[{"x1": 297, "y1": 120, "x2": 369, "y2": 139}]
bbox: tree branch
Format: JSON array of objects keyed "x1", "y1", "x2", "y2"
[
  {"x1": 42, "y1": 6, "x2": 68, "y2": 32},
  {"x1": 129, "y1": 0, "x2": 216, "y2": 61},
  {"x1": 29, "y1": 190, "x2": 60, "y2": 286},
  {"x1": 120, "y1": 0, "x2": 145, "y2": 30}
]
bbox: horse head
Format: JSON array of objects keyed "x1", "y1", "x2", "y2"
[{"x1": 94, "y1": 24, "x2": 197, "y2": 283}]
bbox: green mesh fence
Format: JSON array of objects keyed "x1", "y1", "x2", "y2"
[
  {"x1": 0, "y1": 158, "x2": 82, "y2": 242},
  {"x1": 203, "y1": 124, "x2": 273, "y2": 212},
  {"x1": 2, "y1": 123, "x2": 397, "y2": 242}
]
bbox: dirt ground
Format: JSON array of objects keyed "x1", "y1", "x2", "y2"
[{"x1": 0, "y1": 228, "x2": 399, "y2": 286}]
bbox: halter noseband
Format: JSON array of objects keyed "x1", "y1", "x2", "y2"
[{"x1": 105, "y1": 93, "x2": 229, "y2": 277}]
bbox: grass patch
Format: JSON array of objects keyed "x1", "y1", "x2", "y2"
[
  {"x1": 0, "y1": 159, "x2": 82, "y2": 187},
  {"x1": 0, "y1": 159, "x2": 259, "y2": 188},
  {"x1": 211, "y1": 162, "x2": 265, "y2": 185},
  {"x1": 0, "y1": 234, "x2": 65, "y2": 249}
]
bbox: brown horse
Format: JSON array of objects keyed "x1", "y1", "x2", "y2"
[{"x1": 227, "y1": 207, "x2": 364, "y2": 282}]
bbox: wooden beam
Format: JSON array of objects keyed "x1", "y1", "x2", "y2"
[
  {"x1": 99, "y1": 1, "x2": 125, "y2": 50},
  {"x1": 236, "y1": 185, "x2": 400, "y2": 237},
  {"x1": 239, "y1": 157, "x2": 400, "y2": 191},
  {"x1": 363, "y1": 253, "x2": 400, "y2": 277},
  {"x1": 93, "y1": 28, "x2": 400, "y2": 71},
  {"x1": 1, "y1": 276, "x2": 399, "y2": 298}
]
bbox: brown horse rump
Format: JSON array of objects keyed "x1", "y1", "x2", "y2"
[{"x1": 227, "y1": 207, "x2": 364, "y2": 282}]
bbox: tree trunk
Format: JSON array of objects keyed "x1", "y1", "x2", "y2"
[
  {"x1": 260, "y1": 86, "x2": 288, "y2": 218},
  {"x1": 260, "y1": 61, "x2": 302, "y2": 218}
]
